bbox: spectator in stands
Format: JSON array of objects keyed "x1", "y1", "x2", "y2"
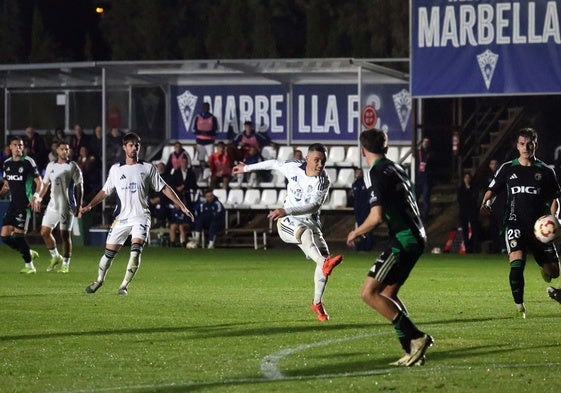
[
  {"x1": 0, "y1": 144, "x2": 10, "y2": 176},
  {"x1": 233, "y1": 121, "x2": 270, "y2": 161},
  {"x1": 76, "y1": 145, "x2": 101, "y2": 201},
  {"x1": 24, "y1": 126, "x2": 49, "y2": 171},
  {"x1": 107, "y1": 127, "x2": 125, "y2": 166},
  {"x1": 69, "y1": 124, "x2": 91, "y2": 162},
  {"x1": 89, "y1": 125, "x2": 103, "y2": 161},
  {"x1": 209, "y1": 141, "x2": 233, "y2": 190},
  {"x1": 190, "y1": 189, "x2": 225, "y2": 249},
  {"x1": 48, "y1": 141, "x2": 58, "y2": 162},
  {"x1": 415, "y1": 137, "x2": 433, "y2": 223},
  {"x1": 54, "y1": 127, "x2": 68, "y2": 144},
  {"x1": 457, "y1": 171, "x2": 480, "y2": 253},
  {"x1": 350, "y1": 168, "x2": 374, "y2": 251},
  {"x1": 169, "y1": 154, "x2": 198, "y2": 210},
  {"x1": 293, "y1": 149, "x2": 304, "y2": 160},
  {"x1": 148, "y1": 162, "x2": 171, "y2": 229},
  {"x1": 193, "y1": 102, "x2": 218, "y2": 166},
  {"x1": 165, "y1": 141, "x2": 191, "y2": 174}
]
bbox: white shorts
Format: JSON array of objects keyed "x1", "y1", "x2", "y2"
[
  {"x1": 277, "y1": 216, "x2": 329, "y2": 254},
  {"x1": 106, "y1": 216, "x2": 151, "y2": 245},
  {"x1": 41, "y1": 207, "x2": 75, "y2": 231}
]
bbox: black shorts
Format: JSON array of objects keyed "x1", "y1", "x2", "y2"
[
  {"x1": 505, "y1": 224, "x2": 559, "y2": 266},
  {"x1": 367, "y1": 236, "x2": 425, "y2": 285},
  {"x1": 2, "y1": 205, "x2": 31, "y2": 232}
]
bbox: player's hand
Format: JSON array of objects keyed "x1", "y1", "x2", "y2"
[
  {"x1": 182, "y1": 207, "x2": 195, "y2": 222},
  {"x1": 232, "y1": 162, "x2": 246, "y2": 174},
  {"x1": 267, "y1": 208, "x2": 286, "y2": 221},
  {"x1": 80, "y1": 205, "x2": 93, "y2": 215},
  {"x1": 30, "y1": 199, "x2": 41, "y2": 212},
  {"x1": 480, "y1": 203, "x2": 491, "y2": 215},
  {"x1": 346, "y1": 231, "x2": 359, "y2": 247}
]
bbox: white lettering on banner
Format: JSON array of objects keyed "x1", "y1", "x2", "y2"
[
  {"x1": 203, "y1": 94, "x2": 285, "y2": 134},
  {"x1": 298, "y1": 94, "x2": 359, "y2": 134},
  {"x1": 418, "y1": 1, "x2": 561, "y2": 48}
]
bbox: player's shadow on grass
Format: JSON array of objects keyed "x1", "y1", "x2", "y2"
[{"x1": 0, "y1": 322, "x2": 379, "y2": 341}]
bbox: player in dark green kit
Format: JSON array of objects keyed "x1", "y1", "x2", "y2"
[
  {"x1": 0, "y1": 136, "x2": 44, "y2": 273},
  {"x1": 346, "y1": 128, "x2": 433, "y2": 367},
  {"x1": 481, "y1": 128, "x2": 561, "y2": 318}
]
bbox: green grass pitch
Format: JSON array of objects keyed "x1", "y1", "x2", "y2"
[{"x1": 2, "y1": 246, "x2": 561, "y2": 393}]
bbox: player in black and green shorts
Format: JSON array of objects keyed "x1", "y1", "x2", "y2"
[
  {"x1": 481, "y1": 128, "x2": 561, "y2": 317},
  {"x1": 0, "y1": 136, "x2": 44, "y2": 273},
  {"x1": 346, "y1": 128, "x2": 433, "y2": 367}
]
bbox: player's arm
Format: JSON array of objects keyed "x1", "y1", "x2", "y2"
[
  {"x1": 480, "y1": 189, "x2": 495, "y2": 215},
  {"x1": 161, "y1": 184, "x2": 194, "y2": 221},
  {"x1": 80, "y1": 189, "x2": 108, "y2": 216},
  {"x1": 74, "y1": 182, "x2": 83, "y2": 216},
  {"x1": 31, "y1": 176, "x2": 44, "y2": 212},
  {"x1": 346, "y1": 205, "x2": 383, "y2": 247}
]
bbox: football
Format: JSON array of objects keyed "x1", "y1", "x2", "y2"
[
  {"x1": 534, "y1": 214, "x2": 560, "y2": 244},
  {"x1": 186, "y1": 241, "x2": 198, "y2": 249}
]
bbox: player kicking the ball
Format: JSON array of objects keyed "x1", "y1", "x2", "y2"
[
  {"x1": 481, "y1": 127, "x2": 561, "y2": 317},
  {"x1": 346, "y1": 128, "x2": 432, "y2": 367},
  {"x1": 80, "y1": 132, "x2": 193, "y2": 295},
  {"x1": 233, "y1": 143, "x2": 343, "y2": 322}
]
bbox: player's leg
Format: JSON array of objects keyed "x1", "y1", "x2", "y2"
[
  {"x1": 505, "y1": 227, "x2": 527, "y2": 317},
  {"x1": 85, "y1": 223, "x2": 129, "y2": 293},
  {"x1": 117, "y1": 221, "x2": 149, "y2": 294},
  {"x1": 533, "y1": 241, "x2": 560, "y2": 282},
  {"x1": 179, "y1": 223, "x2": 188, "y2": 247},
  {"x1": 57, "y1": 212, "x2": 75, "y2": 272},
  {"x1": 169, "y1": 222, "x2": 179, "y2": 246},
  {"x1": 42, "y1": 209, "x2": 64, "y2": 271},
  {"x1": 207, "y1": 218, "x2": 223, "y2": 249},
  {"x1": 1, "y1": 208, "x2": 37, "y2": 273}
]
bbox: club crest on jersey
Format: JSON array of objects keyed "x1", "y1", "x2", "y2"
[
  {"x1": 18, "y1": 167, "x2": 23, "y2": 173},
  {"x1": 129, "y1": 182, "x2": 137, "y2": 193},
  {"x1": 535, "y1": 173, "x2": 542, "y2": 181}
]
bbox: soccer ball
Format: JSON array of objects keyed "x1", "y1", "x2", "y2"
[
  {"x1": 533, "y1": 215, "x2": 560, "y2": 244},
  {"x1": 186, "y1": 241, "x2": 198, "y2": 249}
]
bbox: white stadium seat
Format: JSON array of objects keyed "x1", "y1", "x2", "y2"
[
  {"x1": 334, "y1": 167, "x2": 355, "y2": 188},
  {"x1": 324, "y1": 189, "x2": 348, "y2": 209},
  {"x1": 325, "y1": 168, "x2": 337, "y2": 183},
  {"x1": 213, "y1": 189, "x2": 227, "y2": 205},
  {"x1": 261, "y1": 145, "x2": 277, "y2": 160},
  {"x1": 242, "y1": 189, "x2": 262, "y2": 208},
  {"x1": 253, "y1": 189, "x2": 277, "y2": 209},
  {"x1": 271, "y1": 189, "x2": 287, "y2": 208},
  {"x1": 328, "y1": 146, "x2": 346, "y2": 166},
  {"x1": 225, "y1": 189, "x2": 244, "y2": 208},
  {"x1": 277, "y1": 146, "x2": 294, "y2": 162},
  {"x1": 343, "y1": 146, "x2": 360, "y2": 167}
]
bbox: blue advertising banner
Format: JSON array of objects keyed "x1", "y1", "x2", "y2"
[
  {"x1": 411, "y1": 0, "x2": 561, "y2": 97},
  {"x1": 171, "y1": 83, "x2": 411, "y2": 142}
]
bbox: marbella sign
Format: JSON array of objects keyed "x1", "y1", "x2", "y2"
[{"x1": 411, "y1": 0, "x2": 561, "y2": 97}]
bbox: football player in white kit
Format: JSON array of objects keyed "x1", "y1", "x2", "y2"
[
  {"x1": 36, "y1": 141, "x2": 83, "y2": 273},
  {"x1": 233, "y1": 143, "x2": 343, "y2": 321},
  {"x1": 80, "y1": 132, "x2": 194, "y2": 295}
]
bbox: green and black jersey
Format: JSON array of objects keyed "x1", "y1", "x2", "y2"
[
  {"x1": 489, "y1": 158, "x2": 561, "y2": 229},
  {"x1": 365, "y1": 156, "x2": 426, "y2": 247},
  {"x1": 2, "y1": 155, "x2": 40, "y2": 210}
]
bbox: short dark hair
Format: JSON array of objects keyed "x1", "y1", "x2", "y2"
[
  {"x1": 8, "y1": 135, "x2": 23, "y2": 144},
  {"x1": 307, "y1": 143, "x2": 327, "y2": 156},
  {"x1": 360, "y1": 128, "x2": 388, "y2": 154},
  {"x1": 123, "y1": 132, "x2": 141, "y2": 145},
  {"x1": 517, "y1": 127, "x2": 537, "y2": 143}
]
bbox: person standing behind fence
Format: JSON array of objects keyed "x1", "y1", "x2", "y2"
[
  {"x1": 415, "y1": 137, "x2": 433, "y2": 223},
  {"x1": 193, "y1": 102, "x2": 218, "y2": 166},
  {"x1": 36, "y1": 142, "x2": 83, "y2": 273},
  {"x1": 350, "y1": 168, "x2": 374, "y2": 251},
  {"x1": 457, "y1": 171, "x2": 480, "y2": 254},
  {"x1": 346, "y1": 128, "x2": 433, "y2": 367},
  {"x1": 0, "y1": 136, "x2": 44, "y2": 273}
]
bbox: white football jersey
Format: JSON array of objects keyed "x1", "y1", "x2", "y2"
[
  {"x1": 103, "y1": 161, "x2": 166, "y2": 220},
  {"x1": 245, "y1": 159, "x2": 330, "y2": 219},
  {"x1": 43, "y1": 160, "x2": 83, "y2": 212}
]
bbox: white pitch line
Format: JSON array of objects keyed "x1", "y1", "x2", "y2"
[{"x1": 260, "y1": 332, "x2": 381, "y2": 379}]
